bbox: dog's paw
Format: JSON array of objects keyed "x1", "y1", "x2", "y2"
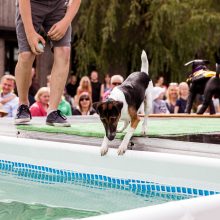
[
  {"x1": 100, "y1": 147, "x2": 108, "y2": 156},
  {"x1": 141, "y1": 123, "x2": 147, "y2": 136},
  {"x1": 117, "y1": 145, "x2": 127, "y2": 156},
  {"x1": 141, "y1": 129, "x2": 147, "y2": 136}
]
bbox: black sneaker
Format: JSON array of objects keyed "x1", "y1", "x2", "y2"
[
  {"x1": 46, "y1": 110, "x2": 71, "y2": 127},
  {"x1": 15, "y1": 104, "x2": 32, "y2": 124}
]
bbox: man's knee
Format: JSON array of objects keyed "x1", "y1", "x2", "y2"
[
  {"x1": 18, "y1": 52, "x2": 35, "y2": 65},
  {"x1": 54, "y1": 47, "x2": 71, "y2": 64}
]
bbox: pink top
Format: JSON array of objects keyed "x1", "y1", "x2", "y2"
[{"x1": 30, "y1": 102, "x2": 48, "y2": 117}]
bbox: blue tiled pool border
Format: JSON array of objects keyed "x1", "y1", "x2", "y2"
[{"x1": 0, "y1": 159, "x2": 219, "y2": 197}]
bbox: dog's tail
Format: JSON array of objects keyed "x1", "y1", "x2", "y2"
[{"x1": 141, "y1": 50, "x2": 149, "y2": 75}]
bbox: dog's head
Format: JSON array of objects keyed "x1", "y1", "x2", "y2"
[{"x1": 93, "y1": 99, "x2": 123, "y2": 141}]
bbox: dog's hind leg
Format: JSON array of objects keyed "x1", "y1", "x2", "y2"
[
  {"x1": 100, "y1": 135, "x2": 109, "y2": 156},
  {"x1": 118, "y1": 115, "x2": 140, "y2": 155},
  {"x1": 141, "y1": 101, "x2": 148, "y2": 136},
  {"x1": 197, "y1": 89, "x2": 214, "y2": 114},
  {"x1": 142, "y1": 81, "x2": 153, "y2": 135},
  {"x1": 117, "y1": 120, "x2": 129, "y2": 133}
]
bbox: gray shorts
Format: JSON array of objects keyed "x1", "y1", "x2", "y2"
[{"x1": 16, "y1": 0, "x2": 72, "y2": 53}]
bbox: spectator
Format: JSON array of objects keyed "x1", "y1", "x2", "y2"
[
  {"x1": 66, "y1": 74, "x2": 79, "y2": 98},
  {"x1": 0, "y1": 75, "x2": 19, "y2": 117},
  {"x1": 30, "y1": 87, "x2": 50, "y2": 116},
  {"x1": 58, "y1": 96, "x2": 72, "y2": 116},
  {"x1": 72, "y1": 92, "x2": 96, "y2": 115},
  {"x1": 14, "y1": 0, "x2": 81, "y2": 126},
  {"x1": 76, "y1": 76, "x2": 92, "y2": 103},
  {"x1": 100, "y1": 73, "x2": 111, "y2": 101},
  {"x1": 90, "y1": 70, "x2": 102, "y2": 103},
  {"x1": 165, "y1": 82, "x2": 179, "y2": 113},
  {"x1": 152, "y1": 87, "x2": 169, "y2": 114},
  {"x1": 213, "y1": 97, "x2": 220, "y2": 113},
  {"x1": 154, "y1": 75, "x2": 167, "y2": 89},
  {"x1": 174, "y1": 82, "x2": 189, "y2": 113},
  {"x1": 102, "y1": 75, "x2": 124, "y2": 101},
  {"x1": 46, "y1": 74, "x2": 51, "y2": 88},
  {"x1": 63, "y1": 87, "x2": 75, "y2": 108}
]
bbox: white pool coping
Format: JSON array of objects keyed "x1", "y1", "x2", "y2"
[
  {"x1": 0, "y1": 135, "x2": 220, "y2": 219},
  {"x1": 84, "y1": 193, "x2": 220, "y2": 220}
]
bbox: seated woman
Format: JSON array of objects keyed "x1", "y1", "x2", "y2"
[
  {"x1": 30, "y1": 87, "x2": 50, "y2": 116},
  {"x1": 174, "y1": 82, "x2": 189, "y2": 113},
  {"x1": 165, "y1": 82, "x2": 179, "y2": 113},
  {"x1": 75, "y1": 76, "x2": 92, "y2": 104},
  {"x1": 72, "y1": 92, "x2": 96, "y2": 115}
]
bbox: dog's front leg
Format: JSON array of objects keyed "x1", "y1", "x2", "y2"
[
  {"x1": 100, "y1": 135, "x2": 109, "y2": 156},
  {"x1": 118, "y1": 117, "x2": 140, "y2": 155},
  {"x1": 117, "y1": 120, "x2": 129, "y2": 133}
]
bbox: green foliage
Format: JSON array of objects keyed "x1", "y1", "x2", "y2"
[{"x1": 72, "y1": 0, "x2": 220, "y2": 83}]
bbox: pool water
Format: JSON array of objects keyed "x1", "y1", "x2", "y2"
[{"x1": 0, "y1": 167, "x2": 194, "y2": 220}]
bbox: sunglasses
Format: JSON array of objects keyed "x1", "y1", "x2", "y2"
[
  {"x1": 112, "y1": 82, "x2": 122, "y2": 86},
  {"x1": 80, "y1": 97, "x2": 90, "y2": 101}
]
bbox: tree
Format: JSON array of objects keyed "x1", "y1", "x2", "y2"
[{"x1": 72, "y1": 0, "x2": 220, "y2": 83}]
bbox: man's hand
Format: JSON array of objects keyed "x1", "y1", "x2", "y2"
[
  {"x1": 47, "y1": 20, "x2": 69, "y2": 41},
  {"x1": 27, "y1": 32, "x2": 46, "y2": 55}
]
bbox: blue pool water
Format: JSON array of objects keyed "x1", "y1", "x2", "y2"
[{"x1": 0, "y1": 159, "x2": 216, "y2": 219}]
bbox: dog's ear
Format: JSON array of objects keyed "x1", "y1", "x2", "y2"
[
  {"x1": 93, "y1": 102, "x2": 107, "y2": 115},
  {"x1": 93, "y1": 102, "x2": 101, "y2": 114}
]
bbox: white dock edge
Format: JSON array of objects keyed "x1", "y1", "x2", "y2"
[
  {"x1": 1, "y1": 135, "x2": 220, "y2": 220},
  {"x1": 0, "y1": 135, "x2": 220, "y2": 191},
  {"x1": 84, "y1": 193, "x2": 220, "y2": 220}
]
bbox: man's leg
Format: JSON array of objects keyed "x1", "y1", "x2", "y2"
[
  {"x1": 46, "y1": 46, "x2": 71, "y2": 127},
  {"x1": 15, "y1": 52, "x2": 35, "y2": 124},
  {"x1": 15, "y1": 52, "x2": 35, "y2": 105}
]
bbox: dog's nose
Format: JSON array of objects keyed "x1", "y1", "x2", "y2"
[{"x1": 107, "y1": 132, "x2": 116, "y2": 141}]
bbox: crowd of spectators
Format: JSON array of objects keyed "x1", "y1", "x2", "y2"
[
  {"x1": 0, "y1": 72, "x2": 219, "y2": 118},
  {"x1": 152, "y1": 76, "x2": 220, "y2": 114}
]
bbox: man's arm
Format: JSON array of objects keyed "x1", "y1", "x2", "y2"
[
  {"x1": 0, "y1": 94, "x2": 16, "y2": 105},
  {"x1": 47, "y1": 0, "x2": 81, "y2": 41},
  {"x1": 18, "y1": 0, "x2": 45, "y2": 55}
]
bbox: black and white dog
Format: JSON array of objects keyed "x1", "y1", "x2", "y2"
[{"x1": 93, "y1": 51, "x2": 153, "y2": 156}]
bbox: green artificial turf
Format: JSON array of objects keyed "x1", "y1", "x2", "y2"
[{"x1": 17, "y1": 118, "x2": 220, "y2": 139}]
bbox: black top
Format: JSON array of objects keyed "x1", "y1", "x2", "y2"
[
  {"x1": 175, "y1": 98, "x2": 187, "y2": 113},
  {"x1": 91, "y1": 81, "x2": 101, "y2": 103},
  {"x1": 72, "y1": 108, "x2": 96, "y2": 115},
  {"x1": 66, "y1": 83, "x2": 78, "y2": 98}
]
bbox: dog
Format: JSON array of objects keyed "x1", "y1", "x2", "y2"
[
  {"x1": 185, "y1": 60, "x2": 216, "y2": 114},
  {"x1": 93, "y1": 50, "x2": 153, "y2": 156},
  {"x1": 197, "y1": 62, "x2": 220, "y2": 114}
]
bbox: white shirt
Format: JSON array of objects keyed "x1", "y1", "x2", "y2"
[{"x1": 0, "y1": 92, "x2": 19, "y2": 117}]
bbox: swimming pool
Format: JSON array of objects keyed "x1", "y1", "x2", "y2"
[{"x1": 0, "y1": 135, "x2": 220, "y2": 219}]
